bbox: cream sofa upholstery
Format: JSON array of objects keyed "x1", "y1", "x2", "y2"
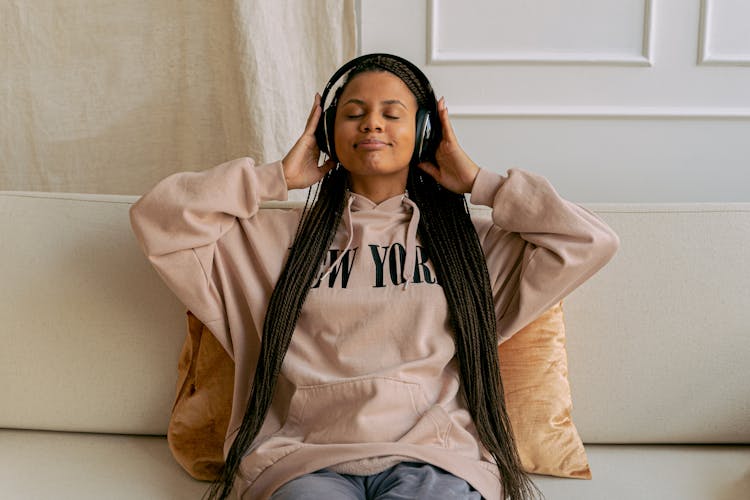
[{"x1": 1, "y1": 191, "x2": 749, "y2": 500}]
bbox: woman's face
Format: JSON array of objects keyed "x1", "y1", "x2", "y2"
[{"x1": 333, "y1": 70, "x2": 417, "y2": 185}]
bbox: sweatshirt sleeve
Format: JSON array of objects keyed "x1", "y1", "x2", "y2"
[
  {"x1": 470, "y1": 167, "x2": 619, "y2": 344},
  {"x1": 129, "y1": 157, "x2": 288, "y2": 349}
]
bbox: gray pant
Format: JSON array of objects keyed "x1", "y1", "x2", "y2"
[{"x1": 270, "y1": 461, "x2": 483, "y2": 500}]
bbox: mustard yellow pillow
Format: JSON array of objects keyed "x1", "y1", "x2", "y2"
[
  {"x1": 499, "y1": 301, "x2": 592, "y2": 479},
  {"x1": 169, "y1": 303, "x2": 590, "y2": 481},
  {"x1": 167, "y1": 311, "x2": 233, "y2": 481}
]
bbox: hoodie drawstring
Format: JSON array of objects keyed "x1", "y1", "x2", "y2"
[
  {"x1": 400, "y1": 196, "x2": 420, "y2": 291},
  {"x1": 319, "y1": 195, "x2": 355, "y2": 282}
]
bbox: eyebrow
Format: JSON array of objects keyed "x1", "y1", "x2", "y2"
[{"x1": 342, "y1": 98, "x2": 408, "y2": 110}]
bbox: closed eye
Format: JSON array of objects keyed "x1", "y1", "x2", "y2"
[{"x1": 346, "y1": 114, "x2": 400, "y2": 119}]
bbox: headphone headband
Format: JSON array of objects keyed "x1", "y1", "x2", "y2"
[{"x1": 319, "y1": 53, "x2": 435, "y2": 110}]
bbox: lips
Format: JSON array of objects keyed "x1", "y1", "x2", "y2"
[{"x1": 355, "y1": 138, "x2": 389, "y2": 150}]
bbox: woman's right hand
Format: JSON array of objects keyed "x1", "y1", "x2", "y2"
[{"x1": 282, "y1": 93, "x2": 336, "y2": 190}]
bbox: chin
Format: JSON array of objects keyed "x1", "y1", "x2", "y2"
[{"x1": 341, "y1": 155, "x2": 408, "y2": 175}]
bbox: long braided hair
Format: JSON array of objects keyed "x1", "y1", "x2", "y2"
[{"x1": 206, "y1": 55, "x2": 541, "y2": 500}]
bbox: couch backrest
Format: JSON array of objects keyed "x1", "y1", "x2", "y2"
[
  {"x1": 1, "y1": 192, "x2": 748, "y2": 443},
  {"x1": 1, "y1": 192, "x2": 185, "y2": 435},
  {"x1": 561, "y1": 203, "x2": 750, "y2": 444}
]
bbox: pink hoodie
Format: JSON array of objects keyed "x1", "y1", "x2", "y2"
[{"x1": 129, "y1": 157, "x2": 619, "y2": 499}]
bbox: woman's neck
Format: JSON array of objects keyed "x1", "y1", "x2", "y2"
[{"x1": 347, "y1": 171, "x2": 408, "y2": 204}]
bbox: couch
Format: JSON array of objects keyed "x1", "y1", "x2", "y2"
[{"x1": 1, "y1": 190, "x2": 748, "y2": 500}]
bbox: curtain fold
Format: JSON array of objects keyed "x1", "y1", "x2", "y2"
[{"x1": 1, "y1": 0, "x2": 357, "y2": 195}]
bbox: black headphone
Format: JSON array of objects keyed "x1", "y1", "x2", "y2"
[{"x1": 314, "y1": 53, "x2": 440, "y2": 166}]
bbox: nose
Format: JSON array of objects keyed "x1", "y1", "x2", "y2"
[{"x1": 360, "y1": 112, "x2": 383, "y2": 132}]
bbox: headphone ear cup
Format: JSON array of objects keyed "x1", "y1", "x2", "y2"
[
  {"x1": 314, "y1": 105, "x2": 328, "y2": 155},
  {"x1": 315, "y1": 106, "x2": 338, "y2": 164},
  {"x1": 413, "y1": 108, "x2": 433, "y2": 163},
  {"x1": 323, "y1": 107, "x2": 338, "y2": 163}
]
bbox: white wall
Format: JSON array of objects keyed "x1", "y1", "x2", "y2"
[{"x1": 358, "y1": 0, "x2": 750, "y2": 202}]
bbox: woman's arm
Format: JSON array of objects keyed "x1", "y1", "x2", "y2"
[
  {"x1": 418, "y1": 97, "x2": 619, "y2": 343},
  {"x1": 129, "y1": 158, "x2": 289, "y2": 344},
  {"x1": 129, "y1": 94, "x2": 333, "y2": 350},
  {"x1": 130, "y1": 93, "x2": 329, "y2": 259},
  {"x1": 470, "y1": 167, "x2": 619, "y2": 342},
  {"x1": 130, "y1": 158, "x2": 287, "y2": 257}
]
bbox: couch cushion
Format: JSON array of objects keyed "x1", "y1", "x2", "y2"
[
  {"x1": 0, "y1": 428, "x2": 207, "y2": 499},
  {"x1": 533, "y1": 444, "x2": 750, "y2": 500},
  {"x1": 2, "y1": 429, "x2": 746, "y2": 500}
]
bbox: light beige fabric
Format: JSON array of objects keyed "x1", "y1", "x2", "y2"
[{"x1": 0, "y1": 0, "x2": 356, "y2": 195}]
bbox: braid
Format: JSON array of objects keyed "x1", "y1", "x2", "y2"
[
  {"x1": 367, "y1": 54, "x2": 541, "y2": 498},
  {"x1": 408, "y1": 169, "x2": 541, "y2": 500},
  {"x1": 204, "y1": 166, "x2": 348, "y2": 500}
]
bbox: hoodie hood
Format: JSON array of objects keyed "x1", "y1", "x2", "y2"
[{"x1": 319, "y1": 190, "x2": 421, "y2": 290}]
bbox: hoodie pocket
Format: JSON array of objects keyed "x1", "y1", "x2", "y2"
[{"x1": 285, "y1": 377, "x2": 432, "y2": 444}]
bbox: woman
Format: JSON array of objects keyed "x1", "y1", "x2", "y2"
[{"x1": 130, "y1": 54, "x2": 619, "y2": 500}]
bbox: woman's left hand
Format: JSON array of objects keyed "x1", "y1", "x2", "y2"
[{"x1": 417, "y1": 97, "x2": 481, "y2": 194}]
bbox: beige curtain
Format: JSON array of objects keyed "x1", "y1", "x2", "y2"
[{"x1": 1, "y1": 0, "x2": 357, "y2": 195}]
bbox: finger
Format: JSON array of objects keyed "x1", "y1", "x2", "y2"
[
  {"x1": 417, "y1": 161, "x2": 440, "y2": 181},
  {"x1": 438, "y1": 97, "x2": 457, "y2": 143},
  {"x1": 304, "y1": 93, "x2": 322, "y2": 133},
  {"x1": 303, "y1": 93, "x2": 322, "y2": 135}
]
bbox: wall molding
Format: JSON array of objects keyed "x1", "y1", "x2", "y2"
[
  {"x1": 449, "y1": 105, "x2": 750, "y2": 119},
  {"x1": 698, "y1": 0, "x2": 750, "y2": 66},
  {"x1": 427, "y1": 0, "x2": 654, "y2": 66}
]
